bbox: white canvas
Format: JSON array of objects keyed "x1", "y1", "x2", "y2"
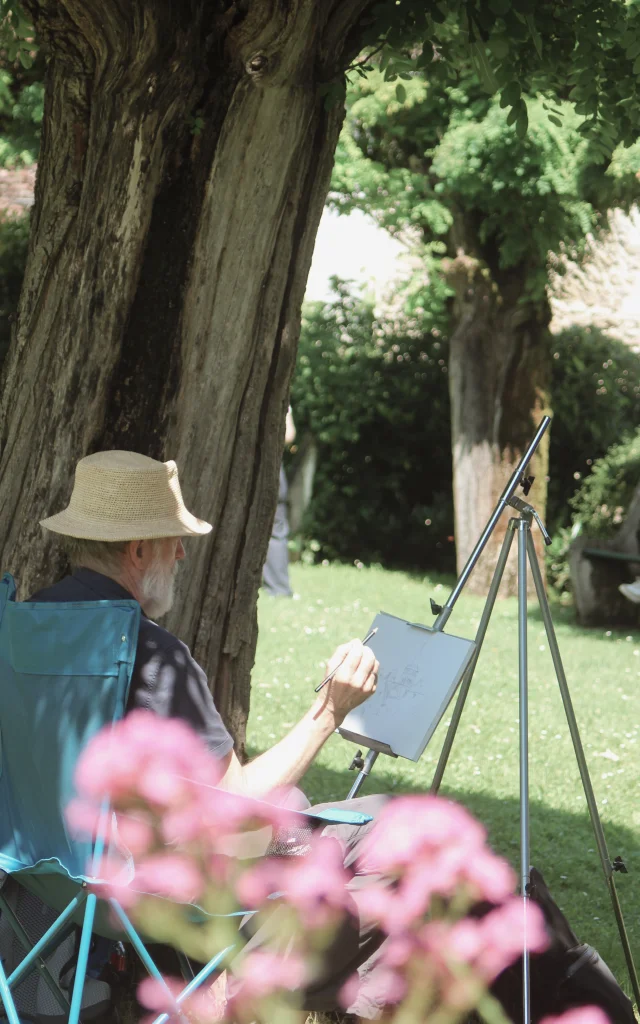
[{"x1": 338, "y1": 611, "x2": 476, "y2": 762}]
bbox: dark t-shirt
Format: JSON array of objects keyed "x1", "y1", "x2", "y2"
[{"x1": 28, "y1": 568, "x2": 234, "y2": 760}]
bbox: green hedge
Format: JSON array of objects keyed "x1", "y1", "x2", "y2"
[
  {"x1": 546, "y1": 427, "x2": 640, "y2": 596},
  {"x1": 0, "y1": 212, "x2": 29, "y2": 363},
  {"x1": 548, "y1": 325, "x2": 640, "y2": 532},
  {"x1": 570, "y1": 428, "x2": 640, "y2": 538},
  {"x1": 289, "y1": 281, "x2": 455, "y2": 572}
]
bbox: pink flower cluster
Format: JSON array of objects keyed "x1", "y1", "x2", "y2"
[
  {"x1": 68, "y1": 711, "x2": 297, "y2": 907},
  {"x1": 356, "y1": 795, "x2": 517, "y2": 933},
  {"x1": 237, "y1": 834, "x2": 350, "y2": 928},
  {"x1": 138, "y1": 952, "x2": 307, "y2": 1024},
  {"x1": 343, "y1": 796, "x2": 549, "y2": 1018}
]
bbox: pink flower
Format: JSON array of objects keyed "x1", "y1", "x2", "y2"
[
  {"x1": 278, "y1": 836, "x2": 351, "y2": 927},
  {"x1": 358, "y1": 796, "x2": 486, "y2": 875},
  {"x1": 417, "y1": 898, "x2": 548, "y2": 986},
  {"x1": 138, "y1": 976, "x2": 223, "y2": 1024},
  {"x1": 542, "y1": 1010, "x2": 612, "y2": 1024},
  {"x1": 198, "y1": 787, "x2": 296, "y2": 839},
  {"x1": 136, "y1": 762, "x2": 189, "y2": 808},
  {"x1": 356, "y1": 877, "x2": 431, "y2": 934},
  {"x1": 66, "y1": 798, "x2": 104, "y2": 839},
  {"x1": 91, "y1": 855, "x2": 137, "y2": 908},
  {"x1": 134, "y1": 853, "x2": 204, "y2": 904},
  {"x1": 473, "y1": 897, "x2": 548, "y2": 979},
  {"x1": 340, "y1": 965, "x2": 406, "y2": 1011},
  {"x1": 461, "y1": 847, "x2": 516, "y2": 903},
  {"x1": 354, "y1": 795, "x2": 517, "y2": 926},
  {"x1": 137, "y1": 976, "x2": 182, "y2": 1012},
  {"x1": 115, "y1": 813, "x2": 154, "y2": 856},
  {"x1": 234, "y1": 950, "x2": 307, "y2": 998},
  {"x1": 75, "y1": 730, "x2": 140, "y2": 801},
  {"x1": 75, "y1": 711, "x2": 224, "y2": 805},
  {"x1": 237, "y1": 836, "x2": 350, "y2": 927},
  {"x1": 235, "y1": 859, "x2": 283, "y2": 909}
]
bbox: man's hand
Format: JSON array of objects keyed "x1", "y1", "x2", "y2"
[
  {"x1": 315, "y1": 640, "x2": 379, "y2": 725},
  {"x1": 219, "y1": 639, "x2": 379, "y2": 797}
]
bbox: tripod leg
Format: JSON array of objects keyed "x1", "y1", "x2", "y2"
[
  {"x1": 431, "y1": 523, "x2": 516, "y2": 795},
  {"x1": 518, "y1": 521, "x2": 532, "y2": 1024},
  {"x1": 526, "y1": 531, "x2": 640, "y2": 1009}
]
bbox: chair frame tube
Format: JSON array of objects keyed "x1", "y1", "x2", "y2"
[
  {"x1": 0, "y1": 955, "x2": 20, "y2": 1024},
  {"x1": 151, "y1": 945, "x2": 235, "y2": 1024},
  {"x1": 0, "y1": 889, "x2": 74, "y2": 1013}
]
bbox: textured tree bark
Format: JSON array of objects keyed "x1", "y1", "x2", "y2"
[
  {"x1": 0, "y1": 0, "x2": 372, "y2": 753},
  {"x1": 446, "y1": 251, "x2": 551, "y2": 596}
]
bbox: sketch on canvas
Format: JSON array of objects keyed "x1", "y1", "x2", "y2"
[{"x1": 338, "y1": 612, "x2": 476, "y2": 762}]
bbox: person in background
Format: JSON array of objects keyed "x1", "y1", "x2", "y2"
[
  {"x1": 619, "y1": 577, "x2": 640, "y2": 603},
  {"x1": 262, "y1": 406, "x2": 296, "y2": 597}
]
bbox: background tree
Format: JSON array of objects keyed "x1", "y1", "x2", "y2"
[
  {"x1": 330, "y1": 71, "x2": 640, "y2": 592},
  {"x1": 2, "y1": 0, "x2": 640, "y2": 745}
]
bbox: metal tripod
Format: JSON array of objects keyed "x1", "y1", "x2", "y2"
[{"x1": 344, "y1": 416, "x2": 640, "y2": 1022}]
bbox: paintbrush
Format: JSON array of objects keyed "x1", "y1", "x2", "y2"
[{"x1": 314, "y1": 627, "x2": 379, "y2": 693}]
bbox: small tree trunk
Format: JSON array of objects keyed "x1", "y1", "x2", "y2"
[
  {"x1": 446, "y1": 252, "x2": 551, "y2": 596},
  {"x1": 0, "y1": 0, "x2": 372, "y2": 753}
]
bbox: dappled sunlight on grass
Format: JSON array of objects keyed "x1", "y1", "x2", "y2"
[{"x1": 250, "y1": 562, "x2": 640, "y2": 996}]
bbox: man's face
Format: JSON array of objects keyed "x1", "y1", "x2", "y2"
[{"x1": 139, "y1": 537, "x2": 185, "y2": 619}]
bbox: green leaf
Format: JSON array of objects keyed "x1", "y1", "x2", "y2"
[
  {"x1": 471, "y1": 42, "x2": 499, "y2": 93},
  {"x1": 524, "y1": 13, "x2": 543, "y2": 58},
  {"x1": 626, "y1": 38, "x2": 640, "y2": 60},
  {"x1": 633, "y1": 53, "x2": 640, "y2": 75},
  {"x1": 500, "y1": 81, "x2": 521, "y2": 108},
  {"x1": 396, "y1": 83, "x2": 407, "y2": 103},
  {"x1": 515, "y1": 110, "x2": 529, "y2": 137},
  {"x1": 548, "y1": 114, "x2": 562, "y2": 127},
  {"x1": 488, "y1": 35, "x2": 509, "y2": 60},
  {"x1": 506, "y1": 104, "x2": 519, "y2": 126},
  {"x1": 489, "y1": 0, "x2": 510, "y2": 13},
  {"x1": 19, "y1": 50, "x2": 32, "y2": 69}
]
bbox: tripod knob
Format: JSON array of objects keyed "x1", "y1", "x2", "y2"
[
  {"x1": 349, "y1": 750, "x2": 365, "y2": 772},
  {"x1": 430, "y1": 598, "x2": 443, "y2": 616},
  {"x1": 520, "y1": 474, "x2": 535, "y2": 495},
  {"x1": 612, "y1": 856, "x2": 628, "y2": 874}
]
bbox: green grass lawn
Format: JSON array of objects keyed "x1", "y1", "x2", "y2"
[{"x1": 249, "y1": 562, "x2": 640, "y2": 997}]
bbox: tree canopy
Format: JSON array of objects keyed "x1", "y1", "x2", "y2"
[{"x1": 331, "y1": 71, "x2": 640, "y2": 297}]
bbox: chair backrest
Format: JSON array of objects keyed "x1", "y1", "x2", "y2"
[{"x1": 0, "y1": 573, "x2": 140, "y2": 882}]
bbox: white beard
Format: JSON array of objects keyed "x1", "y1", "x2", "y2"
[{"x1": 139, "y1": 550, "x2": 178, "y2": 620}]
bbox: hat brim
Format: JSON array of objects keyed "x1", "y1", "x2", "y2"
[{"x1": 40, "y1": 508, "x2": 212, "y2": 541}]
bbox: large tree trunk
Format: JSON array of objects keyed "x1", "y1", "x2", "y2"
[
  {"x1": 446, "y1": 251, "x2": 551, "y2": 596},
  {"x1": 0, "y1": 0, "x2": 372, "y2": 754}
]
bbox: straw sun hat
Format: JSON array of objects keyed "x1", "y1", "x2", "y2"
[{"x1": 40, "y1": 451, "x2": 212, "y2": 542}]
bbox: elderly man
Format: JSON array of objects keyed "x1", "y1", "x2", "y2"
[{"x1": 32, "y1": 450, "x2": 388, "y2": 1019}]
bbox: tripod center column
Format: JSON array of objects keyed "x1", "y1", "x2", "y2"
[{"x1": 517, "y1": 516, "x2": 531, "y2": 1024}]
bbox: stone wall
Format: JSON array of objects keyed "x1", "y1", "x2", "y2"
[{"x1": 549, "y1": 206, "x2": 640, "y2": 352}]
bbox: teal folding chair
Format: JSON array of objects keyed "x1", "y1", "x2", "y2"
[{"x1": 0, "y1": 573, "x2": 371, "y2": 1024}]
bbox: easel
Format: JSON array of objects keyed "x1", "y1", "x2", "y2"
[{"x1": 344, "y1": 416, "x2": 640, "y2": 1023}]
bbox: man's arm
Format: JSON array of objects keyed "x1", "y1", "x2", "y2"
[{"x1": 218, "y1": 640, "x2": 377, "y2": 797}]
